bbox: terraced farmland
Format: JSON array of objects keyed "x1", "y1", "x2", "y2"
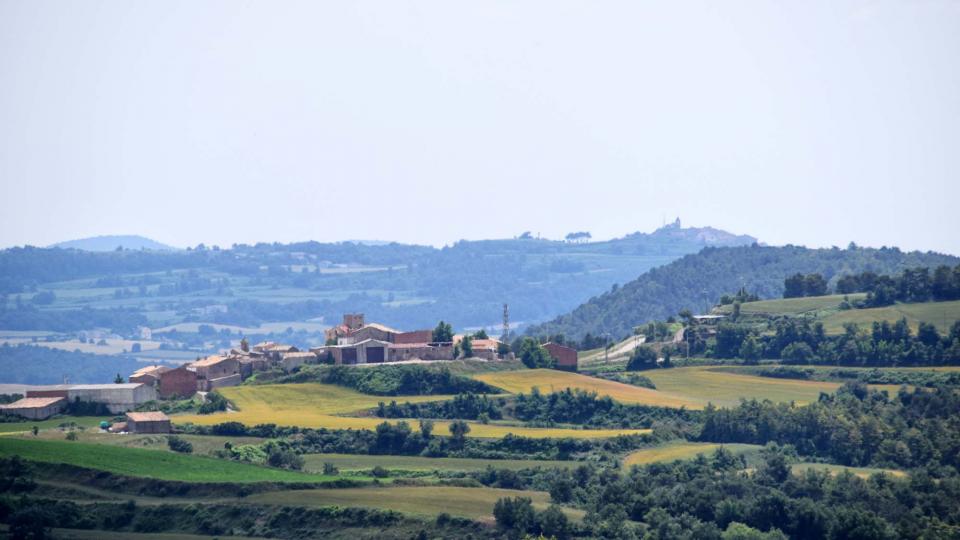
[
  {"x1": 248, "y1": 486, "x2": 583, "y2": 520},
  {"x1": 176, "y1": 382, "x2": 649, "y2": 439},
  {"x1": 472, "y1": 369, "x2": 703, "y2": 409},
  {"x1": 643, "y1": 366, "x2": 903, "y2": 408},
  {"x1": 622, "y1": 442, "x2": 762, "y2": 467}
]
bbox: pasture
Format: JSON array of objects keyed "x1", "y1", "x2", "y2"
[
  {"x1": 302, "y1": 453, "x2": 577, "y2": 473},
  {"x1": 175, "y1": 383, "x2": 649, "y2": 439},
  {"x1": 0, "y1": 437, "x2": 341, "y2": 483},
  {"x1": 472, "y1": 369, "x2": 703, "y2": 409},
  {"x1": 249, "y1": 486, "x2": 583, "y2": 520},
  {"x1": 30, "y1": 430, "x2": 267, "y2": 456},
  {"x1": 0, "y1": 416, "x2": 108, "y2": 434},
  {"x1": 819, "y1": 299, "x2": 960, "y2": 335},
  {"x1": 719, "y1": 294, "x2": 865, "y2": 315},
  {"x1": 622, "y1": 442, "x2": 762, "y2": 468}
]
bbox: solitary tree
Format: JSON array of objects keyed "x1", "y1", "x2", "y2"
[
  {"x1": 113, "y1": 373, "x2": 125, "y2": 384},
  {"x1": 449, "y1": 420, "x2": 470, "y2": 448},
  {"x1": 432, "y1": 320, "x2": 454, "y2": 343},
  {"x1": 461, "y1": 335, "x2": 473, "y2": 358}
]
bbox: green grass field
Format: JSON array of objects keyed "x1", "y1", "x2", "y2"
[
  {"x1": 622, "y1": 442, "x2": 762, "y2": 467},
  {"x1": 0, "y1": 416, "x2": 109, "y2": 434},
  {"x1": 29, "y1": 430, "x2": 267, "y2": 456},
  {"x1": 302, "y1": 453, "x2": 577, "y2": 473},
  {"x1": 176, "y1": 382, "x2": 648, "y2": 439},
  {"x1": 819, "y1": 299, "x2": 960, "y2": 335},
  {"x1": 718, "y1": 294, "x2": 866, "y2": 315},
  {"x1": 717, "y1": 295, "x2": 960, "y2": 336},
  {"x1": 0, "y1": 437, "x2": 343, "y2": 483},
  {"x1": 248, "y1": 486, "x2": 582, "y2": 520}
]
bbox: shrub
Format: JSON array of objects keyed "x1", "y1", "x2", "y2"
[{"x1": 167, "y1": 436, "x2": 193, "y2": 454}]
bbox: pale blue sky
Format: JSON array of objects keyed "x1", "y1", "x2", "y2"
[{"x1": 1, "y1": 1, "x2": 958, "y2": 253}]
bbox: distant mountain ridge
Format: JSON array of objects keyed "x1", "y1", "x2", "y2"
[
  {"x1": 527, "y1": 244, "x2": 960, "y2": 342},
  {"x1": 51, "y1": 235, "x2": 176, "y2": 252},
  {"x1": 4, "y1": 222, "x2": 757, "y2": 333},
  {"x1": 624, "y1": 218, "x2": 757, "y2": 247}
]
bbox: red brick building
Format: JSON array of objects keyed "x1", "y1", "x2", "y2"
[
  {"x1": 544, "y1": 342, "x2": 578, "y2": 371},
  {"x1": 158, "y1": 366, "x2": 198, "y2": 398}
]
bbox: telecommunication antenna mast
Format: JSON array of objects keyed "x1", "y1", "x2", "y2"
[{"x1": 502, "y1": 303, "x2": 510, "y2": 343}]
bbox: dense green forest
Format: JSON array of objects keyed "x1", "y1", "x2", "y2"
[
  {"x1": 0, "y1": 224, "x2": 754, "y2": 333},
  {"x1": 528, "y1": 245, "x2": 959, "y2": 342}
]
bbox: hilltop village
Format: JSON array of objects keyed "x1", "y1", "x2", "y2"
[{"x1": 0, "y1": 313, "x2": 578, "y2": 428}]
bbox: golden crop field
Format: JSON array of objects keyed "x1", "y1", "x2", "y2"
[
  {"x1": 248, "y1": 486, "x2": 584, "y2": 520},
  {"x1": 472, "y1": 369, "x2": 703, "y2": 409},
  {"x1": 643, "y1": 366, "x2": 903, "y2": 408},
  {"x1": 175, "y1": 383, "x2": 648, "y2": 439},
  {"x1": 622, "y1": 442, "x2": 762, "y2": 467},
  {"x1": 473, "y1": 367, "x2": 909, "y2": 410}
]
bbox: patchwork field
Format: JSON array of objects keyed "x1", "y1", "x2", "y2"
[
  {"x1": 176, "y1": 383, "x2": 649, "y2": 439},
  {"x1": 302, "y1": 453, "x2": 577, "y2": 473},
  {"x1": 472, "y1": 369, "x2": 703, "y2": 409},
  {"x1": 0, "y1": 437, "x2": 342, "y2": 483},
  {"x1": 472, "y1": 366, "x2": 909, "y2": 410},
  {"x1": 643, "y1": 366, "x2": 903, "y2": 408},
  {"x1": 248, "y1": 486, "x2": 583, "y2": 520},
  {"x1": 622, "y1": 442, "x2": 762, "y2": 468}
]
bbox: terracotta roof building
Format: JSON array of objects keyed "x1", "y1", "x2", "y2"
[
  {"x1": 125, "y1": 411, "x2": 171, "y2": 434},
  {"x1": 0, "y1": 397, "x2": 66, "y2": 420}
]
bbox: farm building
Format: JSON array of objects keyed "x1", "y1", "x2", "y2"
[
  {"x1": 189, "y1": 355, "x2": 241, "y2": 391},
  {"x1": 158, "y1": 366, "x2": 198, "y2": 398},
  {"x1": 129, "y1": 365, "x2": 170, "y2": 385},
  {"x1": 25, "y1": 384, "x2": 157, "y2": 413},
  {"x1": 0, "y1": 397, "x2": 66, "y2": 420},
  {"x1": 313, "y1": 313, "x2": 508, "y2": 365},
  {"x1": 125, "y1": 411, "x2": 171, "y2": 434},
  {"x1": 544, "y1": 342, "x2": 578, "y2": 371},
  {"x1": 280, "y1": 351, "x2": 315, "y2": 371},
  {"x1": 252, "y1": 342, "x2": 301, "y2": 363}
]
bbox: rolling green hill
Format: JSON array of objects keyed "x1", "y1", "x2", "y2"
[{"x1": 527, "y1": 245, "x2": 959, "y2": 341}]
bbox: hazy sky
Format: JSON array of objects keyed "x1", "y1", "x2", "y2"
[{"x1": 1, "y1": 1, "x2": 958, "y2": 253}]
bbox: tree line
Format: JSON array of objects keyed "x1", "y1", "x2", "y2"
[{"x1": 710, "y1": 318, "x2": 960, "y2": 366}]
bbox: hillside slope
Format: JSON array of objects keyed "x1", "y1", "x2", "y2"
[
  {"x1": 51, "y1": 235, "x2": 176, "y2": 251},
  {"x1": 527, "y1": 245, "x2": 959, "y2": 341}
]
